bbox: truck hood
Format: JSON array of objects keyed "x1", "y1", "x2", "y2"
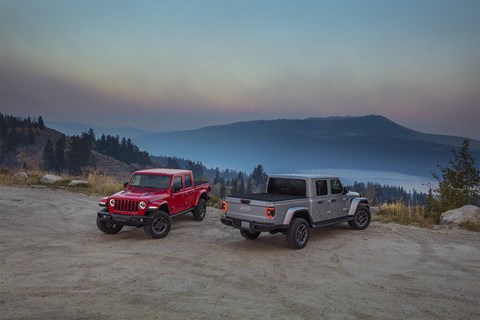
[{"x1": 111, "y1": 188, "x2": 169, "y2": 202}]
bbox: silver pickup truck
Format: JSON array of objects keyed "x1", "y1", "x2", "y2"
[{"x1": 220, "y1": 174, "x2": 371, "y2": 249}]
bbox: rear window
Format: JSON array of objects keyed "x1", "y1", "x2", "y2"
[
  {"x1": 267, "y1": 178, "x2": 306, "y2": 196},
  {"x1": 184, "y1": 175, "x2": 192, "y2": 188}
]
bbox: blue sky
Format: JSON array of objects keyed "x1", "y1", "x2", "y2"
[{"x1": 1, "y1": 0, "x2": 478, "y2": 138}]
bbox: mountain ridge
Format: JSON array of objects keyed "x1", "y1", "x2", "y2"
[
  {"x1": 45, "y1": 121, "x2": 152, "y2": 140},
  {"x1": 134, "y1": 115, "x2": 480, "y2": 177}
]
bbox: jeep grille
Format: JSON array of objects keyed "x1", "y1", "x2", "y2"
[{"x1": 114, "y1": 199, "x2": 139, "y2": 214}]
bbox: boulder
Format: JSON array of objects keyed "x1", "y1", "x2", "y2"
[
  {"x1": 69, "y1": 180, "x2": 88, "y2": 186},
  {"x1": 40, "y1": 174, "x2": 64, "y2": 184},
  {"x1": 440, "y1": 205, "x2": 480, "y2": 225},
  {"x1": 13, "y1": 172, "x2": 28, "y2": 181}
]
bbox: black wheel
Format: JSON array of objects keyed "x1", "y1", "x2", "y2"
[
  {"x1": 192, "y1": 198, "x2": 207, "y2": 221},
  {"x1": 144, "y1": 211, "x2": 171, "y2": 239},
  {"x1": 97, "y1": 216, "x2": 123, "y2": 234},
  {"x1": 240, "y1": 229, "x2": 261, "y2": 240},
  {"x1": 286, "y1": 218, "x2": 309, "y2": 249},
  {"x1": 348, "y1": 206, "x2": 371, "y2": 230}
]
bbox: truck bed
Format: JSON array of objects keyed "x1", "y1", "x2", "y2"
[
  {"x1": 228, "y1": 193, "x2": 306, "y2": 202},
  {"x1": 194, "y1": 180, "x2": 209, "y2": 187}
]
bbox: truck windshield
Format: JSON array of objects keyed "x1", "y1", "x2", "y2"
[
  {"x1": 267, "y1": 178, "x2": 306, "y2": 196},
  {"x1": 129, "y1": 174, "x2": 171, "y2": 189}
]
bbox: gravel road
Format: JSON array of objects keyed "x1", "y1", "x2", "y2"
[{"x1": 0, "y1": 186, "x2": 479, "y2": 320}]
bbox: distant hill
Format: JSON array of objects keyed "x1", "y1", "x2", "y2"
[
  {"x1": 134, "y1": 115, "x2": 480, "y2": 177},
  {"x1": 1, "y1": 115, "x2": 149, "y2": 180},
  {"x1": 45, "y1": 121, "x2": 152, "y2": 140}
]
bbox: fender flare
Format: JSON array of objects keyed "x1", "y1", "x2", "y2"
[
  {"x1": 149, "y1": 201, "x2": 169, "y2": 213},
  {"x1": 195, "y1": 191, "x2": 207, "y2": 206},
  {"x1": 348, "y1": 198, "x2": 369, "y2": 216},
  {"x1": 282, "y1": 206, "x2": 310, "y2": 226}
]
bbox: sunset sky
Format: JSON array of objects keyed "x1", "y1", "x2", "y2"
[{"x1": 1, "y1": 0, "x2": 478, "y2": 139}]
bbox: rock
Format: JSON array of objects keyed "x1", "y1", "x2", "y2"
[
  {"x1": 40, "y1": 174, "x2": 64, "y2": 184},
  {"x1": 69, "y1": 180, "x2": 88, "y2": 186},
  {"x1": 13, "y1": 172, "x2": 28, "y2": 181},
  {"x1": 440, "y1": 205, "x2": 480, "y2": 225}
]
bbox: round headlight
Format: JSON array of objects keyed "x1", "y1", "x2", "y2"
[
  {"x1": 109, "y1": 198, "x2": 115, "y2": 207},
  {"x1": 139, "y1": 201, "x2": 146, "y2": 210}
]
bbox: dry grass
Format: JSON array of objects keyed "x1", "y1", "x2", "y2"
[
  {"x1": 373, "y1": 201, "x2": 436, "y2": 228},
  {"x1": 0, "y1": 168, "x2": 123, "y2": 196},
  {"x1": 85, "y1": 171, "x2": 124, "y2": 195}
]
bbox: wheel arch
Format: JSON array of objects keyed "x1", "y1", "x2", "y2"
[
  {"x1": 348, "y1": 198, "x2": 369, "y2": 216},
  {"x1": 282, "y1": 207, "x2": 312, "y2": 226},
  {"x1": 158, "y1": 202, "x2": 170, "y2": 215},
  {"x1": 195, "y1": 191, "x2": 208, "y2": 205}
]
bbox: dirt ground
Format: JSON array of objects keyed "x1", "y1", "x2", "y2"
[{"x1": 0, "y1": 186, "x2": 479, "y2": 320}]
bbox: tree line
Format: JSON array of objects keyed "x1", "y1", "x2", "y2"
[
  {"x1": 95, "y1": 133, "x2": 151, "y2": 166},
  {"x1": 348, "y1": 182, "x2": 427, "y2": 206},
  {"x1": 0, "y1": 113, "x2": 45, "y2": 166},
  {"x1": 43, "y1": 129, "x2": 95, "y2": 175},
  {"x1": 43, "y1": 128, "x2": 152, "y2": 175}
]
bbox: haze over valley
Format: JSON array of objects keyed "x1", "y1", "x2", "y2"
[{"x1": 45, "y1": 115, "x2": 479, "y2": 192}]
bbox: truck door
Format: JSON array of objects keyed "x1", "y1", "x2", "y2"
[
  {"x1": 170, "y1": 176, "x2": 186, "y2": 214},
  {"x1": 328, "y1": 179, "x2": 350, "y2": 218},
  {"x1": 314, "y1": 179, "x2": 330, "y2": 221},
  {"x1": 183, "y1": 174, "x2": 195, "y2": 209}
]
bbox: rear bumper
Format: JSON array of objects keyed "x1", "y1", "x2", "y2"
[
  {"x1": 97, "y1": 210, "x2": 152, "y2": 227},
  {"x1": 220, "y1": 215, "x2": 282, "y2": 232}
]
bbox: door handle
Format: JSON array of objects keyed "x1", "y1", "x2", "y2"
[
  {"x1": 317, "y1": 201, "x2": 323, "y2": 204},
  {"x1": 331, "y1": 199, "x2": 336, "y2": 203}
]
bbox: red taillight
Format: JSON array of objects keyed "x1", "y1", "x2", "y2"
[
  {"x1": 266, "y1": 207, "x2": 275, "y2": 219},
  {"x1": 222, "y1": 201, "x2": 228, "y2": 213}
]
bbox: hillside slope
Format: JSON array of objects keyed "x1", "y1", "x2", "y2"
[
  {"x1": 3, "y1": 125, "x2": 142, "y2": 180},
  {"x1": 135, "y1": 115, "x2": 480, "y2": 177}
]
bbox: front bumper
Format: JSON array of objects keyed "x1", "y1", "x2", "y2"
[
  {"x1": 220, "y1": 215, "x2": 282, "y2": 232},
  {"x1": 97, "y1": 210, "x2": 152, "y2": 227}
]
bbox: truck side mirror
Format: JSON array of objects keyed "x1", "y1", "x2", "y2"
[
  {"x1": 343, "y1": 186, "x2": 348, "y2": 195},
  {"x1": 124, "y1": 182, "x2": 129, "y2": 188},
  {"x1": 172, "y1": 185, "x2": 180, "y2": 193}
]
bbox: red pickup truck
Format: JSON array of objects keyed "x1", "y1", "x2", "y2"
[{"x1": 97, "y1": 169, "x2": 210, "y2": 239}]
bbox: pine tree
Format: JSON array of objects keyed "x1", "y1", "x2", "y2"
[
  {"x1": 231, "y1": 178, "x2": 238, "y2": 194},
  {"x1": 28, "y1": 126, "x2": 35, "y2": 144},
  {"x1": 246, "y1": 177, "x2": 253, "y2": 194},
  {"x1": 38, "y1": 116, "x2": 45, "y2": 129},
  {"x1": 214, "y1": 168, "x2": 220, "y2": 185},
  {"x1": 67, "y1": 135, "x2": 92, "y2": 175},
  {"x1": 42, "y1": 139, "x2": 54, "y2": 170},
  {"x1": 54, "y1": 137, "x2": 66, "y2": 172},
  {"x1": 167, "y1": 158, "x2": 180, "y2": 169},
  {"x1": 252, "y1": 164, "x2": 268, "y2": 191},
  {"x1": 428, "y1": 139, "x2": 480, "y2": 214},
  {"x1": 220, "y1": 181, "x2": 226, "y2": 199}
]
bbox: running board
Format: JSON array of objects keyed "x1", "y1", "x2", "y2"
[{"x1": 311, "y1": 216, "x2": 353, "y2": 228}]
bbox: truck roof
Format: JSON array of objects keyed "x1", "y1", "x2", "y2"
[
  {"x1": 133, "y1": 168, "x2": 192, "y2": 175},
  {"x1": 269, "y1": 173, "x2": 340, "y2": 180}
]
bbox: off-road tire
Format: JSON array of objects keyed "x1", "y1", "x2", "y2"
[
  {"x1": 97, "y1": 216, "x2": 123, "y2": 234},
  {"x1": 286, "y1": 218, "x2": 309, "y2": 249},
  {"x1": 348, "y1": 206, "x2": 371, "y2": 230},
  {"x1": 240, "y1": 229, "x2": 261, "y2": 240},
  {"x1": 144, "y1": 211, "x2": 171, "y2": 239},
  {"x1": 192, "y1": 198, "x2": 207, "y2": 221}
]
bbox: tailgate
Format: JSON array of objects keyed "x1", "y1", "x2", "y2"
[{"x1": 225, "y1": 197, "x2": 271, "y2": 223}]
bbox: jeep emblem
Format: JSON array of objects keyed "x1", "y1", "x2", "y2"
[{"x1": 239, "y1": 205, "x2": 251, "y2": 213}]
